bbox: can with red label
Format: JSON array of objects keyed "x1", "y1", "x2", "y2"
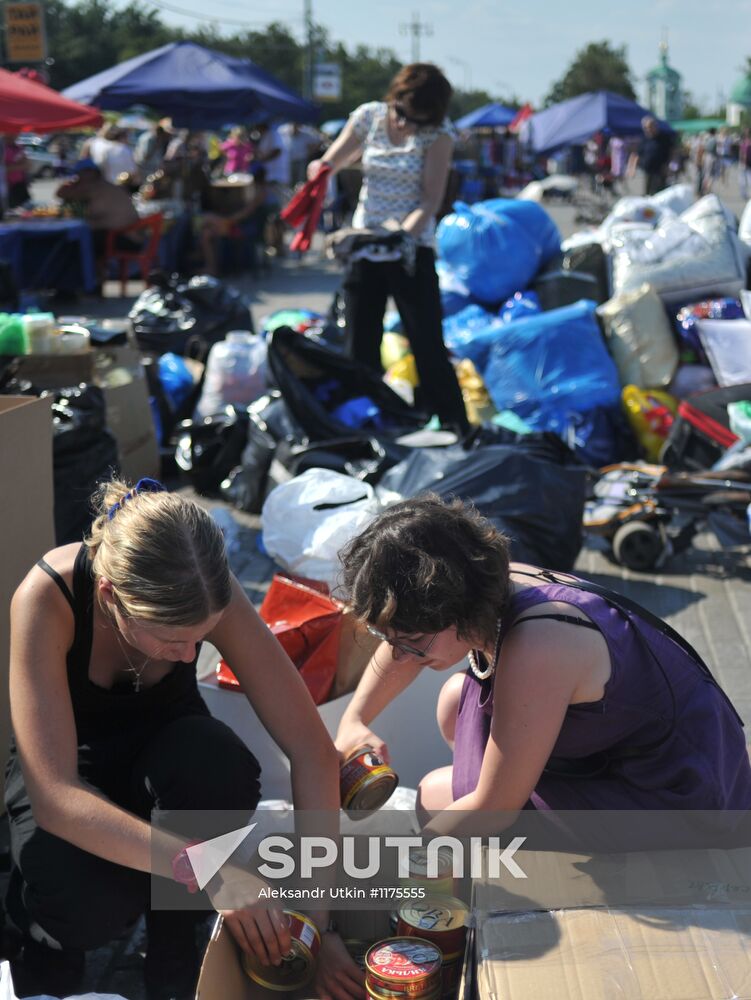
[
  {"x1": 395, "y1": 897, "x2": 468, "y2": 957},
  {"x1": 241, "y1": 910, "x2": 320, "y2": 990},
  {"x1": 365, "y1": 937, "x2": 442, "y2": 999},
  {"x1": 340, "y1": 745, "x2": 399, "y2": 812}
]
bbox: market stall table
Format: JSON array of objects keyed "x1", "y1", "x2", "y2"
[{"x1": 0, "y1": 218, "x2": 96, "y2": 293}]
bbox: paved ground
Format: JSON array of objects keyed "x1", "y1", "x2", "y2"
[{"x1": 8, "y1": 168, "x2": 750, "y2": 998}]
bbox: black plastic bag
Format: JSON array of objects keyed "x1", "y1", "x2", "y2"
[
  {"x1": 266, "y1": 325, "x2": 426, "y2": 442},
  {"x1": 379, "y1": 444, "x2": 588, "y2": 570},
  {"x1": 45, "y1": 385, "x2": 119, "y2": 544},
  {"x1": 129, "y1": 274, "x2": 253, "y2": 361},
  {"x1": 174, "y1": 406, "x2": 249, "y2": 495}
]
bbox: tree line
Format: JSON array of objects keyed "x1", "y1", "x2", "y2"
[{"x1": 2, "y1": 2, "x2": 732, "y2": 121}]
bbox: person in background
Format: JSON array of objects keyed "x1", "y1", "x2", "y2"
[
  {"x1": 306, "y1": 62, "x2": 470, "y2": 435},
  {"x1": 254, "y1": 121, "x2": 289, "y2": 256},
  {"x1": 608, "y1": 135, "x2": 626, "y2": 190},
  {"x1": 627, "y1": 115, "x2": 674, "y2": 195},
  {"x1": 135, "y1": 122, "x2": 171, "y2": 179},
  {"x1": 279, "y1": 122, "x2": 320, "y2": 186},
  {"x1": 198, "y1": 163, "x2": 269, "y2": 275},
  {"x1": 220, "y1": 126, "x2": 253, "y2": 176},
  {"x1": 739, "y1": 128, "x2": 751, "y2": 201},
  {"x1": 6, "y1": 478, "x2": 359, "y2": 1000},
  {"x1": 701, "y1": 128, "x2": 719, "y2": 194},
  {"x1": 56, "y1": 158, "x2": 140, "y2": 258},
  {"x1": 100, "y1": 128, "x2": 139, "y2": 186},
  {"x1": 4, "y1": 139, "x2": 30, "y2": 208}
]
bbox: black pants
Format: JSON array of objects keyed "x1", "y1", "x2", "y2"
[
  {"x1": 343, "y1": 246, "x2": 469, "y2": 432},
  {"x1": 5, "y1": 712, "x2": 261, "y2": 951}
]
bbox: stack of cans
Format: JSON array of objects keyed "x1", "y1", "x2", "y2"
[{"x1": 396, "y1": 898, "x2": 469, "y2": 998}]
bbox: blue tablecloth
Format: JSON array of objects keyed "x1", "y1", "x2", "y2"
[{"x1": 0, "y1": 220, "x2": 96, "y2": 293}]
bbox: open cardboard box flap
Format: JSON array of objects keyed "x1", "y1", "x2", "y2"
[{"x1": 474, "y1": 846, "x2": 751, "y2": 1000}]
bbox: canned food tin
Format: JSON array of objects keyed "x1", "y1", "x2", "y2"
[
  {"x1": 341, "y1": 745, "x2": 399, "y2": 812},
  {"x1": 365, "y1": 937, "x2": 443, "y2": 997},
  {"x1": 367, "y1": 982, "x2": 443, "y2": 1000},
  {"x1": 241, "y1": 910, "x2": 320, "y2": 991},
  {"x1": 401, "y1": 847, "x2": 455, "y2": 897},
  {"x1": 396, "y1": 897, "x2": 468, "y2": 956},
  {"x1": 440, "y1": 951, "x2": 464, "y2": 1000}
]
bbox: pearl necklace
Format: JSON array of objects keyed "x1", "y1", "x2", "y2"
[
  {"x1": 467, "y1": 618, "x2": 503, "y2": 681},
  {"x1": 114, "y1": 628, "x2": 153, "y2": 693}
]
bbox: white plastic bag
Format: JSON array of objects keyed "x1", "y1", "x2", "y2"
[
  {"x1": 261, "y1": 469, "x2": 385, "y2": 589},
  {"x1": 697, "y1": 319, "x2": 751, "y2": 386},
  {"x1": 610, "y1": 196, "x2": 745, "y2": 303}
]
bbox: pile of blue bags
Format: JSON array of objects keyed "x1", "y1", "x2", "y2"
[{"x1": 437, "y1": 199, "x2": 626, "y2": 464}]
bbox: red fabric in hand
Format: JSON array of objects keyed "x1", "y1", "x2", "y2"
[{"x1": 281, "y1": 164, "x2": 331, "y2": 253}]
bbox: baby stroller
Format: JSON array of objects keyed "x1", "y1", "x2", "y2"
[{"x1": 584, "y1": 463, "x2": 751, "y2": 571}]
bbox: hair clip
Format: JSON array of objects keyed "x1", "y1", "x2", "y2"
[{"x1": 107, "y1": 478, "x2": 166, "y2": 521}]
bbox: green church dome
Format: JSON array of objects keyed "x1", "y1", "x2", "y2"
[{"x1": 730, "y1": 76, "x2": 751, "y2": 106}]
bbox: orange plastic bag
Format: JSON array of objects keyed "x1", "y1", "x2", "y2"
[{"x1": 217, "y1": 575, "x2": 342, "y2": 705}]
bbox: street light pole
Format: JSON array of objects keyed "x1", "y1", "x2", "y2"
[{"x1": 303, "y1": 0, "x2": 314, "y2": 101}]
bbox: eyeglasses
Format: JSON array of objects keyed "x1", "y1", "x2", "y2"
[
  {"x1": 366, "y1": 625, "x2": 439, "y2": 658},
  {"x1": 392, "y1": 103, "x2": 435, "y2": 129}
]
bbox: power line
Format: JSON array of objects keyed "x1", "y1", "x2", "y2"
[
  {"x1": 142, "y1": 0, "x2": 297, "y2": 29},
  {"x1": 399, "y1": 10, "x2": 432, "y2": 63}
]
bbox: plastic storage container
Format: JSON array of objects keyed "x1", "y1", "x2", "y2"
[
  {"x1": 196, "y1": 330, "x2": 267, "y2": 418},
  {"x1": 22, "y1": 312, "x2": 57, "y2": 354},
  {"x1": 0, "y1": 314, "x2": 27, "y2": 355}
]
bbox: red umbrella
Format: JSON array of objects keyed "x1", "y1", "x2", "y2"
[{"x1": 0, "y1": 68, "x2": 103, "y2": 134}]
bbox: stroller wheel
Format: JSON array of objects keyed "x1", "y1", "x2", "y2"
[{"x1": 612, "y1": 521, "x2": 665, "y2": 572}]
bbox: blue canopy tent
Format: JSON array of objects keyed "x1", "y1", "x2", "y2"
[
  {"x1": 63, "y1": 41, "x2": 318, "y2": 128},
  {"x1": 455, "y1": 102, "x2": 516, "y2": 130},
  {"x1": 527, "y1": 91, "x2": 670, "y2": 153}
]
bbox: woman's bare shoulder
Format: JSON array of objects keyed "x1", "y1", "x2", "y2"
[{"x1": 15, "y1": 542, "x2": 82, "y2": 607}]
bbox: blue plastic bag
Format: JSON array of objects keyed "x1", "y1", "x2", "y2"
[
  {"x1": 436, "y1": 259, "x2": 474, "y2": 318},
  {"x1": 481, "y1": 300, "x2": 621, "y2": 430},
  {"x1": 437, "y1": 201, "x2": 540, "y2": 305},
  {"x1": 482, "y1": 198, "x2": 561, "y2": 266},
  {"x1": 158, "y1": 353, "x2": 194, "y2": 411},
  {"x1": 442, "y1": 293, "x2": 541, "y2": 368}
]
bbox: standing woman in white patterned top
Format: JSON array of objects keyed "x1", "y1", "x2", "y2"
[{"x1": 308, "y1": 64, "x2": 470, "y2": 435}]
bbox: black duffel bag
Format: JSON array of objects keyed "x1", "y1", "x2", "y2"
[{"x1": 266, "y1": 325, "x2": 427, "y2": 442}]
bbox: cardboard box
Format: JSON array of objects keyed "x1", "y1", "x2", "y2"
[
  {"x1": 0, "y1": 397, "x2": 55, "y2": 796},
  {"x1": 94, "y1": 345, "x2": 160, "y2": 481},
  {"x1": 15, "y1": 350, "x2": 94, "y2": 388},
  {"x1": 15, "y1": 344, "x2": 159, "y2": 482},
  {"x1": 196, "y1": 910, "x2": 393, "y2": 999},
  {"x1": 473, "y1": 847, "x2": 751, "y2": 1000},
  {"x1": 475, "y1": 905, "x2": 751, "y2": 1000}
]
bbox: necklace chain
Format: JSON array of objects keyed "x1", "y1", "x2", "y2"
[
  {"x1": 113, "y1": 628, "x2": 152, "y2": 693},
  {"x1": 468, "y1": 618, "x2": 503, "y2": 681}
]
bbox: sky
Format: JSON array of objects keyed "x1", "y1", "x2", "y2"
[{"x1": 146, "y1": 0, "x2": 751, "y2": 111}]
